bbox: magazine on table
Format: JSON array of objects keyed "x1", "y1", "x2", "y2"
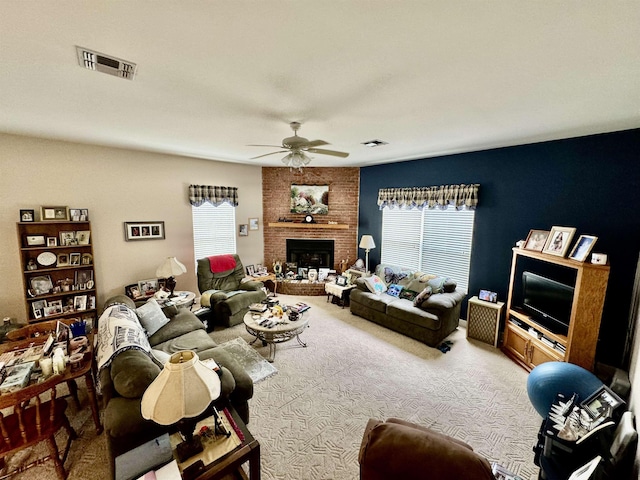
[{"x1": 491, "y1": 463, "x2": 524, "y2": 480}]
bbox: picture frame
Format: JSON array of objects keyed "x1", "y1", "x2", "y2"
[
  {"x1": 76, "y1": 230, "x2": 91, "y2": 245},
  {"x1": 26, "y1": 235, "x2": 46, "y2": 247},
  {"x1": 47, "y1": 236, "x2": 58, "y2": 247},
  {"x1": 30, "y1": 275, "x2": 53, "y2": 295},
  {"x1": 568, "y1": 235, "x2": 598, "y2": 262},
  {"x1": 290, "y1": 184, "x2": 330, "y2": 214},
  {"x1": 238, "y1": 224, "x2": 248, "y2": 236},
  {"x1": 81, "y1": 253, "x2": 93, "y2": 265},
  {"x1": 124, "y1": 221, "x2": 165, "y2": 241},
  {"x1": 580, "y1": 385, "x2": 625, "y2": 419},
  {"x1": 249, "y1": 218, "x2": 259, "y2": 230},
  {"x1": 336, "y1": 275, "x2": 348, "y2": 286},
  {"x1": 56, "y1": 253, "x2": 69, "y2": 267},
  {"x1": 479, "y1": 289, "x2": 498, "y2": 303},
  {"x1": 32, "y1": 299, "x2": 47, "y2": 318},
  {"x1": 69, "y1": 208, "x2": 89, "y2": 221},
  {"x1": 524, "y1": 229, "x2": 550, "y2": 252},
  {"x1": 542, "y1": 226, "x2": 576, "y2": 257},
  {"x1": 298, "y1": 267, "x2": 308, "y2": 279},
  {"x1": 345, "y1": 269, "x2": 365, "y2": 285},
  {"x1": 138, "y1": 278, "x2": 159, "y2": 296},
  {"x1": 246, "y1": 265, "x2": 255, "y2": 276},
  {"x1": 285, "y1": 262, "x2": 298, "y2": 274},
  {"x1": 20, "y1": 209, "x2": 35, "y2": 222},
  {"x1": 55, "y1": 320, "x2": 71, "y2": 342},
  {"x1": 74, "y1": 295, "x2": 88, "y2": 311},
  {"x1": 59, "y1": 231, "x2": 76, "y2": 246},
  {"x1": 41, "y1": 206, "x2": 69, "y2": 221},
  {"x1": 126, "y1": 284, "x2": 142, "y2": 299},
  {"x1": 69, "y1": 252, "x2": 81, "y2": 266},
  {"x1": 75, "y1": 269, "x2": 93, "y2": 288}
]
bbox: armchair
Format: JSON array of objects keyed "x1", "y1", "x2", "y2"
[
  {"x1": 197, "y1": 254, "x2": 267, "y2": 327},
  {"x1": 359, "y1": 418, "x2": 494, "y2": 480}
]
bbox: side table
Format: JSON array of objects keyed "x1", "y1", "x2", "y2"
[
  {"x1": 172, "y1": 290, "x2": 196, "y2": 309},
  {"x1": 325, "y1": 283, "x2": 357, "y2": 308}
]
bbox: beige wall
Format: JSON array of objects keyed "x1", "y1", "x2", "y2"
[{"x1": 0, "y1": 133, "x2": 264, "y2": 322}]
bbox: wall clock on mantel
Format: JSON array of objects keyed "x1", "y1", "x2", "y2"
[{"x1": 303, "y1": 215, "x2": 315, "y2": 224}]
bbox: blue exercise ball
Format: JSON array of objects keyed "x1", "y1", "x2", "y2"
[{"x1": 527, "y1": 362, "x2": 603, "y2": 417}]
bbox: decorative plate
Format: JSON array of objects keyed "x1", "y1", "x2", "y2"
[{"x1": 36, "y1": 251, "x2": 57, "y2": 267}]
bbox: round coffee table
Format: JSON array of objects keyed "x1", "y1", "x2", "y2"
[{"x1": 243, "y1": 310, "x2": 309, "y2": 362}]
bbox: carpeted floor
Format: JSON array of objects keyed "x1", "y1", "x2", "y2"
[
  {"x1": 7, "y1": 293, "x2": 542, "y2": 479},
  {"x1": 215, "y1": 337, "x2": 278, "y2": 383}
]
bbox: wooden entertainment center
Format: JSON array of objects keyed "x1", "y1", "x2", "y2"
[{"x1": 502, "y1": 247, "x2": 609, "y2": 372}]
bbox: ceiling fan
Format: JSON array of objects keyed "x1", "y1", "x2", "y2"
[{"x1": 249, "y1": 122, "x2": 349, "y2": 169}]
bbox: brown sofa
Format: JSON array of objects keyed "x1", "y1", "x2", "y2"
[
  {"x1": 359, "y1": 418, "x2": 494, "y2": 480},
  {"x1": 350, "y1": 263, "x2": 466, "y2": 347}
]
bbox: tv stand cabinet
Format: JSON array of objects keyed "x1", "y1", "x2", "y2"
[{"x1": 502, "y1": 247, "x2": 609, "y2": 372}]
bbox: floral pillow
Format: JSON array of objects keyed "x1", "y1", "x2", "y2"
[{"x1": 364, "y1": 275, "x2": 388, "y2": 295}]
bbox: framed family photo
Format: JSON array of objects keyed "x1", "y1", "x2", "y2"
[
  {"x1": 249, "y1": 218, "x2": 259, "y2": 230},
  {"x1": 124, "y1": 221, "x2": 165, "y2": 241},
  {"x1": 41, "y1": 206, "x2": 69, "y2": 221},
  {"x1": 542, "y1": 226, "x2": 576, "y2": 257},
  {"x1": 580, "y1": 385, "x2": 624, "y2": 419},
  {"x1": 524, "y1": 229, "x2": 549, "y2": 252},
  {"x1": 20, "y1": 209, "x2": 35, "y2": 222}
]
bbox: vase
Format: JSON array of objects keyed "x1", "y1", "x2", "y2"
[{"x1": 308, "y1": 269, "x2": 318, "y2": 282}]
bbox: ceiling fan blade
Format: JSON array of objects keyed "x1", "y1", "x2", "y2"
[
  {"x1": 247, "y1": 144, "x2": 285, "y2": 148},
  {"x1": 305, "y1": 140, "x2": 329, "y2": 148},
  {"x1": 307, "y1": 148, "x2": 349, "y2": 158},
  {"x1": 250, "y1": 150, "x2": 289, "y2": 159}
]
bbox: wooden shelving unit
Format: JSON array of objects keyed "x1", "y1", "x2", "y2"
[
  {"x1": 17, "y1": 221, "x2": 97, "y2": 325},
  {"x1": 268, "y1": 222, "x2": 349, "y2": 229},
  {"x1": 502, "y1": 247, "x2": 609, "y2": 372}
]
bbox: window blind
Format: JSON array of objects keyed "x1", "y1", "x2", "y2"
[
  {"x1": 192, "y1": 203, "x2": 236, "y2": 266},
  {"x1": 381, "y1": 206, "x2": 475, "y2": 292}
]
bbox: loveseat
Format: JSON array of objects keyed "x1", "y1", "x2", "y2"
[
  {"x1": 197, "y1": 254, "x2": 267, "y2": 327},
  {"x1": 97, "y1": 295, "x2": 253, "y2": 465},
  {"x1": 350, "y1": 264, "x2": 466, "y2": 347}
]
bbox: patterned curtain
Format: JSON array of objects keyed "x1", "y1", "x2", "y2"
[
  {"x1": 189, "y1": 185, "x2": 239, "y2": 207},
  {"x1": 377, "y1": 184, "x2": 479, "y2": 210}
]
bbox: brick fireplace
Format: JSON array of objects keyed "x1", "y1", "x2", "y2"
[{"x1": 262, "y1": 167, "x2": 360, "y2": 272}]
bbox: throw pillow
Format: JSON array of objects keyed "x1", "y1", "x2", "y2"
[
  {"x1": 111, "y1": 350, "x2": 160, "y2": 398},
  {"x1": 136, "y1": 298, "x2": 170, "y2": 336},
  {"x1": 383, "y1": 267, "x2": 408, "y2": 286},
  {"x1": 364, "y1": 275, "x2": 388, "y2": 295},
  {"x1": 387, "y1": 284, "x2": 404, "y2": 297},
  {"x1": 413, "y1": 286, "x2": 433, "y2": 307}
]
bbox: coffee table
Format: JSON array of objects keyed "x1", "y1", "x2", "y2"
[{"x1": 243, "y1": 310, "x2": 309, "y2": 362}]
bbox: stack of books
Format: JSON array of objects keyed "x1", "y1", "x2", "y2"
[
  {"x1": 249, "y1": 303, "x2": 268, "y2": 313},
  {"x1": 0, "y1": 361, "x2": 35, "y2": 393},
  {"x1": 290, "y1": 302, "x2": 310, "y2": 313}
]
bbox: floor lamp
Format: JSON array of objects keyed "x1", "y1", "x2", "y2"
[{"x1": 359, "y1": 235, "x2": 376, "y2": 274}]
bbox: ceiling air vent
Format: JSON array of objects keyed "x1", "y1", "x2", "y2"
[{"x1": 76, "y1": 46, "x2": 137, "y2": 80}]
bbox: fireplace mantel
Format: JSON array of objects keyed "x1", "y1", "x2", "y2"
[{"x1": 268, "y1": 222, "x2": 349, "y2": 230}]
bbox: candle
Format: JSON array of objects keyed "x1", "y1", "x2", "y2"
[{"x1": 40, "y1": 357, "x2": 53, "y2": 377}]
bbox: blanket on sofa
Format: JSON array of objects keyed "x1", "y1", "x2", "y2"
[
  {"x1": 96, "y1": 303, "x2": 153, "y2": 373},
  {"x1": 208, "y1": 254, "x2": 237, "y2": 273}
]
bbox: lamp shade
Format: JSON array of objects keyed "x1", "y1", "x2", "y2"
[
  {"x1": 359, "y1": 235, "x2": 376, "y2": 250},
  {"x1": 156, "y1": 256, "x2": 187, "y2": 278},
  {"x1": 141, "y1": 350, "x2": 221, "y2": 425}
]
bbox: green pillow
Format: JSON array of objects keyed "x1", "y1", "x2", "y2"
[{"x1": 110, "y1": 350, "x2": 160, "y2": 398}]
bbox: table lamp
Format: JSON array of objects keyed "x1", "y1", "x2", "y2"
[
  {"x1": 156, "y1": 256, "x2": 187, "y2": 297},
  {"x1": 141, "y1": 350, "x2": 221, "y2": 462},
  {"x1": 359, "y1": 235, "x2": 376, "y2": 274}
]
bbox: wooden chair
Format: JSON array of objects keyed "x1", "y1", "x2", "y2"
[{"x1": 0, "y1": 375, "x2": 77, "y2": 479}]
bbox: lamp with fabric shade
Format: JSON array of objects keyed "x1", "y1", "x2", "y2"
[
  {"x1": 141, "y1": 350, "x2": 222, "y2": 462},
  {"x1": 156, "y1": 256, "x2": 187, "y2": 297},
  {"x1": 359, "y1": 235, "x2": 376, "y2": 274}
]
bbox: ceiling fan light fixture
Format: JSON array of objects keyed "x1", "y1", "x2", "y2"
[{"x1": 282, "y1": 151, "x2": 311, "y2": 170}]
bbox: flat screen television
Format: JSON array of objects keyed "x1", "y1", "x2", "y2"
[{"x1": 522, "y1": 271, "x2": 574, "y2": 336}]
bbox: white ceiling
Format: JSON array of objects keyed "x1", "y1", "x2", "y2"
[{"x1": 1, "y1": 1, "x2": 639, "y2": 167}]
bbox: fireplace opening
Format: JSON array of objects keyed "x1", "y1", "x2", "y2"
[{"x1": 286, "y1": 239, "x2": 334, "y2": 270}]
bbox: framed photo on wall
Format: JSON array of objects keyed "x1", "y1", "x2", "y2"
[
  {"x1": 542, "y1": 226, "x2": 576, "y2": 257},
  {"x1": 124, "y1": 221, "x2": 165, "y2": 241},
  {"x1": 290, "y1": 184, "x2": 329, "y2": 215},
  {"x1": 249, "y1": 218, "x2": 259, "y2": 230},
  {"x1": 238, "y1": 224, "x2": 248, "y2": 236}
]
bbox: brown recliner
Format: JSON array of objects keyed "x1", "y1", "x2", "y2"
[
  {"x1": 197, "y1": 254, "x2": 267, "y2": 327},
  {"x1": 359, "y1": 418, "x2": 495, "y2": 480}
]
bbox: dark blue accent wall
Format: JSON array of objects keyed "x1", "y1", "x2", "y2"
[{"x1": 359, "y1": 128, "x2": 640, "y2": 368}]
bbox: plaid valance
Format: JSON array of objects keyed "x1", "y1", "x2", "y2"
[
  {"x1": 377, "y1": 184, "x2": 479, "y2": 210},
  {"x1": 189, "y1": 185, "x2": 239, "y2": 207}
]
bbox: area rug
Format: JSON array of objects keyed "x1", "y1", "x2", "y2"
[{"x1": 215, "y1": 337, "x2": 278, "y2": 384}]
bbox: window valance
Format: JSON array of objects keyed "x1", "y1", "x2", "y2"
[
  {"x1": 189, "y1": 185, "x2": 239, "y2": 207},
  {"x1": 377, "y1": 184, "x2": 479, "y2": 210}
]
